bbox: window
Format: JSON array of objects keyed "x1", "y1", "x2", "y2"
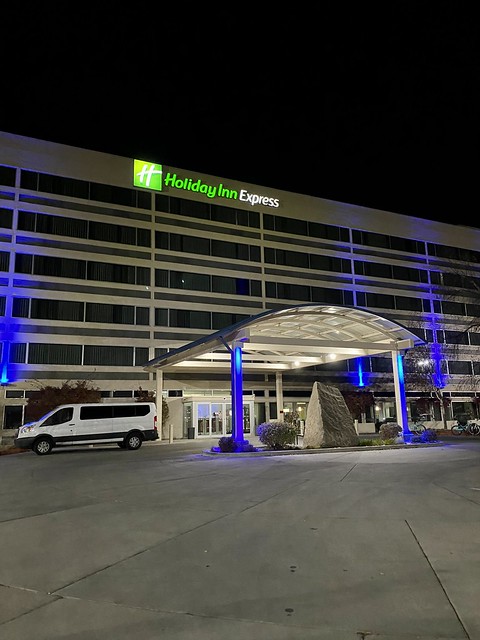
[
  {"x1": 272, "y1": 216, "x2": 308, "y2": 235},
  {"x1": 35, "y1": 212, "x2": 88, "y2": 238},
  {"x1": 0, "y1": 207, "x2": 13, "y2": 228},
  {"x1": 394, "y1": 296, "x2": 423, "y2": 312},
  {"x1": 392, "y1": 265, "x2": 427, "y2": 283},
  {"x1": 365, "y1": 293, "x2": 395, "y2": 310},
  {"x1": 86, "y1": 303, "x2": 134, "y2": 324},
  {"x1": 211, "y1": 239, "x2": 249, "y2": 260},
  {"x1": 170, "y1": 233, "x2": 210, "y2": 255},
  {"x1": 312, "y1": 255, "x2": 350, "y2": 273},
  {"x1": 370, "y1": 357, "x2": 393, "y2": 372},
  {"x1": 155, "y1": 308, "x2": 168, "y2": 326},
  {"x1": 311, "y1": 287, "x2": 343, "y2": 304},
  {"x1": 212, "y1": 312, "x2": 249, "y2": 329},
  {"x1": 135, "y1": 307, "x2": 149, "y2": 325},
  {"x1": 0, "y1": 251, "x2": 9, "y2": 272},
  {"x1": 135, "y1": 347, "x2": 149, "y2": 365},
  {"x1": 32, "y1": 298, "x2": 84, "y2": 321},
  {"x1": 35, "y1": 255, "x2": 86, "y2": 279},
  {"x1": 80, "y1": 405, "x2": 113, "y2": 420},
  {"x1": 276, "y1": 283, "x2": 310, "y2": 301},
  {"x1": 43, "y1": 407, "x2": 74, "y2": 426},
  {"x1": 89, "y1": 220, "x2": 136, "y2": 244},
  {"x1": 442, "y1": 301, "x2": 465, "y2": 316},
  {"x1": 212, "y1": 275, "x2": 251, "y2": 295},
  {"x1": 169, "y1": 309, "x2": 211, "y2": 329},
  {"x1": 83, "y1": 345, "x2": 133, "y2": 366},
  {"x1": 38, "y1": 173, "x2": 90, "y2": 199},
  {"x1": 28, "y1": 343, "x2": 82, "y2": 365},
  {"x1": 0, "y1": 165, "x2": 16, "y2": 187},
  {"x1": 90, "y1": 182, "x2": 137, "y2": 207},
  {"x1": 308, "y1": 221, "x2": 348, "y2": 242},
  {"x1": 87, "y1": 261, "x2": 135, "y2": 284},
  {"x1": 355, "y1": 261, "x2": 392, "y2": 278},
  {"x1": 10, "y1": 343, "x2": 27, "y2": 363},
  {"x1": 170, "y1": 271, "x2": 210, "y2": 292},
  {"x1": 448, "y1": 360, "x2": 472, "y2": 375}
]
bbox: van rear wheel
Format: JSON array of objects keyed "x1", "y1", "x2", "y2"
[
  {"x1": 33, "y1": 437, "x2": 53, "y2": 455},
  {"x1": 125, "y1": 432, "x2": 142, "y2": 450}
]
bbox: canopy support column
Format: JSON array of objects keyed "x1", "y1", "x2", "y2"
[
  {"x1": 231, "y1": 341, "x2": 245, "y2": 443},
  {"x1": 391, "y1": 350, "x2": 411, "y2": 440},
  {"x1": 155, "y1": 370, "x2": 163, "y2": 441},
  {"x1": 276, "y1": 371, "x2": 284, "y2": 421}
]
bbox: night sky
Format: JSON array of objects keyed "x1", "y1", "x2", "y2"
[{"x1": 2, "y1": 4, "x2": 478, "y2": 226}]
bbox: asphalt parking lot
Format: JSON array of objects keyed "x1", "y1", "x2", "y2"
[{"x1": 0, "y1": 437, "x2": 479, "y2": 639}]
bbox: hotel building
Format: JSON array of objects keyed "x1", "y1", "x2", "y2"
[{"x1": 1, "y1": 131, "x2": 479, "y2": 439}]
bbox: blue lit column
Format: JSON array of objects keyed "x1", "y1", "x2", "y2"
[
  {"x1": 392, "y1": 350, "x2": 410, "y2": 440},
  {"x1": 231, "y1": 341, "x2": 244, "y2": 443}
]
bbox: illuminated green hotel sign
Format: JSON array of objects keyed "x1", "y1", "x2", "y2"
[{"x1": 133, "y1": 159, "x2": 280, "y2": 208}]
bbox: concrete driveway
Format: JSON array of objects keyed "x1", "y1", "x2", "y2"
[{"x1": 0, "y1": 437, "x2": 479, "y2": 639}]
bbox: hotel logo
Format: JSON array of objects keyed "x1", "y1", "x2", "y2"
[{"x1": 134, "y1": 160, "x2": 163, "y2": 191}]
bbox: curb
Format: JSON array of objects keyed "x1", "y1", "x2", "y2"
[{"x1": 203, "y1": 441, "x2": 446, "y2": 457}]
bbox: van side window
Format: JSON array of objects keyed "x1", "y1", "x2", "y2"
[
  {"x1": 43, "y1": 407, "x2": 74, "y2": 426},
  {"x1": 112, "y1": 404, "x2": 151, "y2": 418},
  {"x1": 113, "y1": 405, "x2": 137, "y2": 418},
  {"x1": 80, "y1": 406, "x2": 113, "y2": 420}
]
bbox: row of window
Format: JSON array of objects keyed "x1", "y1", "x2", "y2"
[
  {"x1": 3, "y1": 164, "x2": 480, "y2": 263},
  {"x1": 4, "y1": 343, "x2": 149, "y2": 366},
  {"x1": 155, "y1": 231, "x2": 260, "y2": 261},
  {"x1": 0, "y1": 296, "x2": 249, "y2": 330},
  {"x1": 2, "y1": 340, "x2": 479, "y2": 374},
  {"x1": 155, "y1": 269, "x2": 261, "y2": 296},
  {"x1": 17, "y1": 210, "x2": 151, "y2": 246},
  {"x1": 14, "y1": 253, "x2": 150, "y2": 285},
  {"x1": 3, "y1": 295, "x2": 480, "y2": 340}
]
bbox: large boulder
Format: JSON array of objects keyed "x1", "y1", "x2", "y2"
[{"x1": 303, "y1": 382, "x2": 359, "y2": 448}]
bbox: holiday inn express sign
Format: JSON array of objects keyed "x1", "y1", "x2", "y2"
[{"x1": 133, "y1": 159, "x2": 280, "y2": 208}]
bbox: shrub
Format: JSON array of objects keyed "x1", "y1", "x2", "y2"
[
  {"x1": 411, "y1": 428, "x2": 438, "y2": 444},
  {"x1": 257, "y1": 421, "x2": 298, "y2": 450},
  {"x1": 379, "y1": 422, "x2": 401, "y2": 440},
  {"x1": 421, "y1": 428, "x2": 438, "y2": 442},
  {"x1": 213, "y1": 437, "x2": 258, "y2": 453},
  {"x1": 217, "y1": 436, "x2": 237, "y2": 452}
]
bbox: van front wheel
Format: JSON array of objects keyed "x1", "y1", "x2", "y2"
[
  {"x1": 33, "y1": 437, "x2": 54, "y2": 455},
  {"x1": 125, "y1": 432, "x2": 142, "y2": 450}
]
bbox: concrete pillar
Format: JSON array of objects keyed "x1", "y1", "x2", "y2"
[
  {"x1": 155, "y1": 370, "x2": 163, "y2": 440},
  {"x1": 276, "y1": 371, "x2": 284, "y2": 421}
]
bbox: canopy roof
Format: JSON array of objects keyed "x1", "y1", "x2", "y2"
[{"x1": 144, "y1": 304, "x2": 424, "y2": 375}]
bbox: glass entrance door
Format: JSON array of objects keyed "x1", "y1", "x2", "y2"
[{"x1": 191, "y1": 398, "x2": 254, "y2": 438}]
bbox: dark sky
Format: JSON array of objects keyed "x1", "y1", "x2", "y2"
[{"x1": 2, "y1": 4, "x2": 478, "y2": 225}]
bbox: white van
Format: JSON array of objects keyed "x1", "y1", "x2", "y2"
[{"x1": 14, "y1": 402, "x2": 158, "y2": 455}]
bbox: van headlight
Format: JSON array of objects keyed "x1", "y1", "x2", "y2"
[{"x1": 20, "y1": 425, "x2": 36, "y2": 434}]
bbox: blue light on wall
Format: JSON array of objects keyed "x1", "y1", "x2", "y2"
[
  {"x1": 431, "y1": 341, "x2": 446, "y2": 388},
  {"x1": 0, "y1": 339, "x2": 11, "y2": 385},
  {"x1": 356, "y1": 358, "x2": 365, "y2": 387}
]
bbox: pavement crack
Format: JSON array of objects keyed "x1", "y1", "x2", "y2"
[{"x1": 405, "y1": 519, "x2": 471, "y2": 639}]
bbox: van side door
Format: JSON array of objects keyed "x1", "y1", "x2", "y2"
[
  {"x1": 41, "y1": 407, "x2": 75, "y2": 444},
  {"x1": 75, "y1": 405, "x2": 114, "y2": 444}
]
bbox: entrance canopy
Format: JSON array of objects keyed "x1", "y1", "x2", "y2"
[{"x1": 144, "y1": 304, "x2": 424, "y2": 375}]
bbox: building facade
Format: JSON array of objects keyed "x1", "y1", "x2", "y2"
[{"x1": 1, "y1": 131, "x2": 480, "y2": 438}]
